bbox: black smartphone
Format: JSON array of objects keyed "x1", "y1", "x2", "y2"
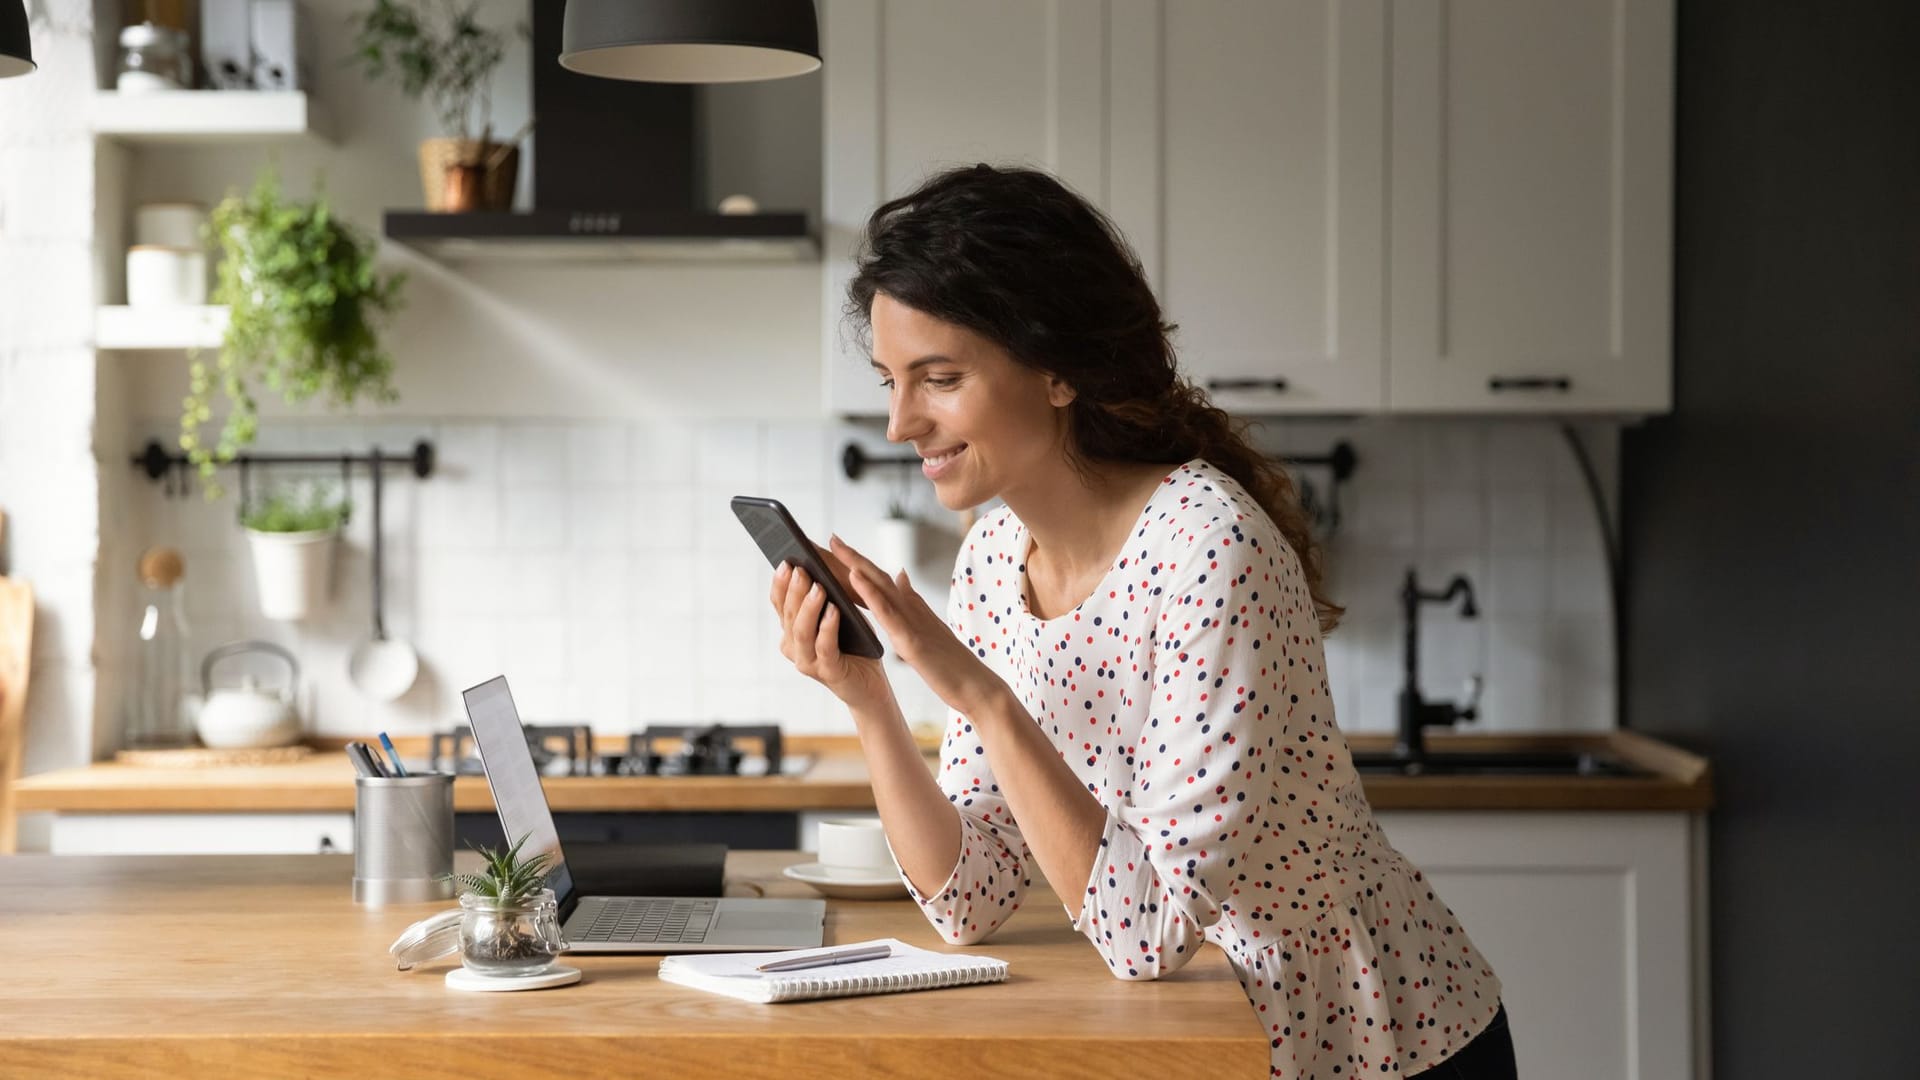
[{"x1": 731, "y1": 496, "x2": 886, "y2": 660}]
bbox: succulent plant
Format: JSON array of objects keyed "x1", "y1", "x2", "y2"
[{"x1": 457, "y1": 832, "x2": 555, "y2": 908}]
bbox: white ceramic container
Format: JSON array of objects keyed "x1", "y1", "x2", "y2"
[
  {"x1": 126, "y1": 245, "x2": 208, "y2": 307},
  {"x1": 245, "y1": 527, "x2": 337, "y2": 621}
]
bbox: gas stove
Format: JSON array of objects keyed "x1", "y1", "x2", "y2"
[{"x1": 426, "y1": 722, "x2": 795, "y2": 778}]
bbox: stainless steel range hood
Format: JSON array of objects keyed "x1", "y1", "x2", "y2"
[
  {"x1": 382, "y1": 209, "x2": 814, "y2": 262},
  {"x1": 382, "y1": 2, "x2": 815, "y2": 263}
]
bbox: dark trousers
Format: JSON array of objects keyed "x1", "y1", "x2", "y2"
[{"x1": 1419, "y1": 1003, "x2": 1517, "y2": 1079}]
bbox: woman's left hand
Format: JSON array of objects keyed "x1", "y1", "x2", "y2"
[{"x1": 828, "y1": 534, "x2": 1005, "y2": 717}]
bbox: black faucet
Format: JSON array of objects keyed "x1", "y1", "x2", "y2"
[{"x1": 1396, "y1": 568, "x2": 1484, "y2": 761}]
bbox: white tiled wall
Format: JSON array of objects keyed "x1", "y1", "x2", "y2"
[
  {"x1": 120, "y1": 414, "x2": 1617, "y2": 744},
  {"x1": 0, "y1": 1, "x2": 106, "y2": 853}
]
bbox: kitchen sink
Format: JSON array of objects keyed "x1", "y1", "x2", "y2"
[{"x1": 1349, "y1": 750, "x2": 1650, "y2": 778}]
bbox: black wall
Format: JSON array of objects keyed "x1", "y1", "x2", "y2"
[{"x1": 1622, "y1": 1, "x2": 1919, "y2": 1075}]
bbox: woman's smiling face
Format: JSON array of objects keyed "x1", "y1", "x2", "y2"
[{"x1": 870, "y1": 292, "x2": 1076, "y2": 511}]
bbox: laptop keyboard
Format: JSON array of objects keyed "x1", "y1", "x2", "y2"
[{"x1": 578, "y1": 898, "x2": 718, "y2": 944}]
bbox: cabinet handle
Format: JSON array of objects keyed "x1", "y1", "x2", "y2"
[
  {"x1": 1487, "y1": 376, "x2": 1572, "y2": 392},
  {"x1": 1206, "y1": 377, "x2": 1290, "y2": 393},
  {"x1": 317, "y1": 836, "x2": 337, "y2": 854}
]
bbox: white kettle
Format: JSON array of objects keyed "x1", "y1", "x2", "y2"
[{"x1": 197, "y1": 640, "x2": 303, "y2": 749}]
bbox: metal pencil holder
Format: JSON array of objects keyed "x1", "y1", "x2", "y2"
[{"x1": 352, "y1": 772, "x2": 455, "y2": 906}]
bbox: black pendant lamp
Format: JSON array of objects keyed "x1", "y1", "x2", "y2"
[
  {"x1": 560, "y1": 0, "x2": 820, "y2": 83},
  {"x1": 0, "y1": 0, "x2": 34, "y2": 79}
]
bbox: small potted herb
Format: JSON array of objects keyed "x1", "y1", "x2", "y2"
[
  {"x1": 241, "y1": 482, "x2": 350, "y2": 621},
  {"x1": 457, "y1": 833, "x2": 567, "y2": 977},
  {"x1": 182, "y1": 167, "x2": 406, "y2": 493},
  {"x1": 348, "y1": 0, "x2": 529, "y2": 211}
]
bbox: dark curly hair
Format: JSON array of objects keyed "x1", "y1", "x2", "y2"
[{"x1": 846, "y1": 163, "x2": 1342, "y2": 633}]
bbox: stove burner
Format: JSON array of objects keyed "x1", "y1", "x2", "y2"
[
  {"x1": 612, "y1": 723, "x2": 784, "y2": 777},
  {"x1": 431, "y1": 723, "x2": 594, "y2": 777},
  {"x1": 428, "y1": 722, "x2": 784, "y2": 777}
]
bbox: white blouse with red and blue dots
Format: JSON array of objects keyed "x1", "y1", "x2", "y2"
[{"x1": 900, "y1": 459, "x2": 1504, "y2": 1079}]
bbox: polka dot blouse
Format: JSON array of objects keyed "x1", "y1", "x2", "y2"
[{"x1": 901, "y1": 459, "x2": 1504, "y2": 1078}]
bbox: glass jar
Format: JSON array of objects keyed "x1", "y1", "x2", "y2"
[
  {"x1": 117, "y1": 22, "x2": 192, "y2": 93},
  {"x1": 458, "y1": 889, "x2": 567, "y2": 977},
  {"x1": 124, "y1": 547, "x2": 196, "y2": 748}
]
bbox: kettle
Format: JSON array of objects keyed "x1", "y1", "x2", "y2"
[{"x1": 197, "y1": 640, "x2": 302, "y2": 749}]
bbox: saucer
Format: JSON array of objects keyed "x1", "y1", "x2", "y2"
[
  {"x1": 783, "y1": 861, "x2": 911, "y2": 900},
  {"x1": 446, "y1": 964, "x2": 582, "y2": 993}
]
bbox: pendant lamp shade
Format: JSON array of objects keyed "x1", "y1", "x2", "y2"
[
  {"x1": 560, "y1": 0, "x2": 821, "y2": 84},
  {"x1": 0, "y1": 0, "x2": 34, "y2": 79}
]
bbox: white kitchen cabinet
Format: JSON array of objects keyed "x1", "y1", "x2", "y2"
[
  {"x1": 50, "y1": 813, "x2": 354, "y2": 855},
  {"x1": 1386, "y1": 0, "x2": 1674, "y2": 413},
  {"x1": 1378, "y1": 811, "x2": 1703, "y2": 1080},
  {"x1": 821, "y1": 0, "x2": 1140, "y2": 415},
  {"x1": 1153, "y1": 0, "x2": 1389, "y2": 414},
  {"x1": 824, "y1": 0, "x2": 1674, "y2": 419}
]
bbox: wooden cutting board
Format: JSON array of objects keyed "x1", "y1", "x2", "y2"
[{"x1": 0, "y1": 509, "x2": 36, "y2": 854}]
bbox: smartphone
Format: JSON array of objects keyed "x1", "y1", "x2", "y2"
[{"x1": 731, "y1": 496, "x2": 886, "y2": 660}]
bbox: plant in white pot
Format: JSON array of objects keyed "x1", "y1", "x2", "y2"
[{"x1": 242, "y1": 482, "x2": 350, "y2": 621}]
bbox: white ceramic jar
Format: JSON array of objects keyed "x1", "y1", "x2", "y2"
[{"x1": 126, "y1": 245, "x2": 208, "y2": 307}]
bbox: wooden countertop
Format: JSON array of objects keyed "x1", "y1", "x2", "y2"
[
  {"x1": 9, "y1": 730, "x2": 1712, "y2": 815},
  {"x1": 0, "y1": 850, "x2": 1267, "y2": 1078}
]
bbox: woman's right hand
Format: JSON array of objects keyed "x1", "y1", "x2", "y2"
[{"x1": 769, "y1": 559, "x2": 891, "y2": 709}]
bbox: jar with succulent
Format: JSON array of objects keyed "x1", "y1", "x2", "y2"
[
  {"x1": 457, "y1": 833, "x2": 568, "y2": 977},
  {"x1": 240, "y1": 481, "x2": 351, "y2": 621},
  {"x1": 181, "y1": 167, "x2": 406, "y2": 495},
  {"x1": 349, "y1": 0, "x2": 530, "y2": 212}
]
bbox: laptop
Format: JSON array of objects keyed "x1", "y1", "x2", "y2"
[{"x1": 462, "y1": 675, "x2": 826, "y2": 954}]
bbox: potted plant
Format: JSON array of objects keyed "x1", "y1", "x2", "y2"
[
  {"x1": 180, "y1": 168, "x2": 406, "y2": 492},
  {"x1": 349, "y1": 0, "x2": 528, "y2": 212},
  {"x1": 457, "y1": 833, "x2": 567, "y2": 977},
  {"x1": 241, "y1": 481, "x2": 351, "y2": 621}
]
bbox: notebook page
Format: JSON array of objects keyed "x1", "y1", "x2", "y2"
[{"x1": 659, "y1": 938, "x2": 1008, "y2": 1003}]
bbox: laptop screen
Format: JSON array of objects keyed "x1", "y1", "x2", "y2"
[{"x1": 461, "y1": 676, "x2": 577, "y2": 914}]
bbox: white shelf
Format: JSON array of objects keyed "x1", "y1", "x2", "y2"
[
  {"x1": 95, "y1": 305, "x2": 228, "y2": 350},
  {"x1": 91, "y1": 91, "x2": 329, "y2": 144}
]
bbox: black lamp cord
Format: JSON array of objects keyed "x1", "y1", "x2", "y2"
[{"x1": 1557, "y1": 423, "x2": 1627, "y2": 728}]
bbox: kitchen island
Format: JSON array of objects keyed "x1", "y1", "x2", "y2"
[
  {"x1": 5, "y1": 735, "x2": 1712, "y2": 1077},
  {"x1": 0, "y1": 850, "x2": 1266, "y2": 1078}
]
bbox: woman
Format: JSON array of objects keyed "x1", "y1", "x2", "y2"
[{"x1": 767, "y1": 164, "x2": 1514, "y2": 1079}]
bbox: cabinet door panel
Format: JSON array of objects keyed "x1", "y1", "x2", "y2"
[
  {"x1": 1388, "y1": 0, "x2": 1673, "y2": 413},
  {"x1": 824, "y1": 1, "x2": 1109, "y2": 416},
  {"x1": 1161, "y1": 1, "x2": 1387, "y2": 414}
]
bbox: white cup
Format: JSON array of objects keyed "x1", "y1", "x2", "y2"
[{"x1": 816, "y1": 817, "x2": 898, "y2": 877}]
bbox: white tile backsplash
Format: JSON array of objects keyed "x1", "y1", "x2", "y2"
[
  {"x1": 501, "y1": 488, "x2": 567, "y2": 550},
  {"x1": 123, "y1": 416, "x2": 1618, "y2": 739}
]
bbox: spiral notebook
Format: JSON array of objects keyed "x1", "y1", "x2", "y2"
[{"x1": 658, "y1": 938, "x2": 1008, "y2": 1004}]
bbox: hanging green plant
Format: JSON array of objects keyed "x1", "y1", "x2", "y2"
[{"x1": 181, "y1": 167, "x2": 407, "y2": 492}]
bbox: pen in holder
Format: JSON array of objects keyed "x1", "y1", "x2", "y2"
[{"x1": 352, "y1": 772, "x2": 455, "y2": 906}]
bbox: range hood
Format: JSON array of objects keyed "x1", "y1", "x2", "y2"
[{"x1": 383, "y1": 2, "x2": 814, "y2": 263}]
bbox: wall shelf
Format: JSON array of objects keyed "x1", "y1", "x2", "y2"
[
  {"x1": 91, "y1": 91, "x2": 330, "y2": 145},
  {"x1": 95, "y1": 306, "x2": 228, "y2": 351}
]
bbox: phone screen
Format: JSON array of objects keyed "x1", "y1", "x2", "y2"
[{"x1": 731, "y1": 496, "x2": 886, "y2": 660}]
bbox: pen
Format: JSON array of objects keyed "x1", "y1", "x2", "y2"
[
  {"x1": 350, "y1": 741, "x2": 390, "y2": 778},
  {"x1": 345, "y1": 742, "x2": 380, "y2": 778},
  {"x1": 377, "y1": 732, "x2": 409, "y2": 777},
  {"x1": 755, "y1": 943, "x2": 892, "y2": 973}
]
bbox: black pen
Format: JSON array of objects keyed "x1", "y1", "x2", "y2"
[
  {"x1": 348, "y1": 742, "x2": 387, "y2": 778},
  {"x1": 755, "y1": 943, "x2": 892, "y2": 973}
]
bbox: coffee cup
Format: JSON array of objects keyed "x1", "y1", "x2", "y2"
[{"x1": 816, "y1": 817, "x2": 898, "y2": 877}]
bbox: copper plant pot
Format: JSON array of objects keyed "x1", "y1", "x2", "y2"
[{"x1": 417, "y1": 138, "x2": 519, "y2": 213}]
